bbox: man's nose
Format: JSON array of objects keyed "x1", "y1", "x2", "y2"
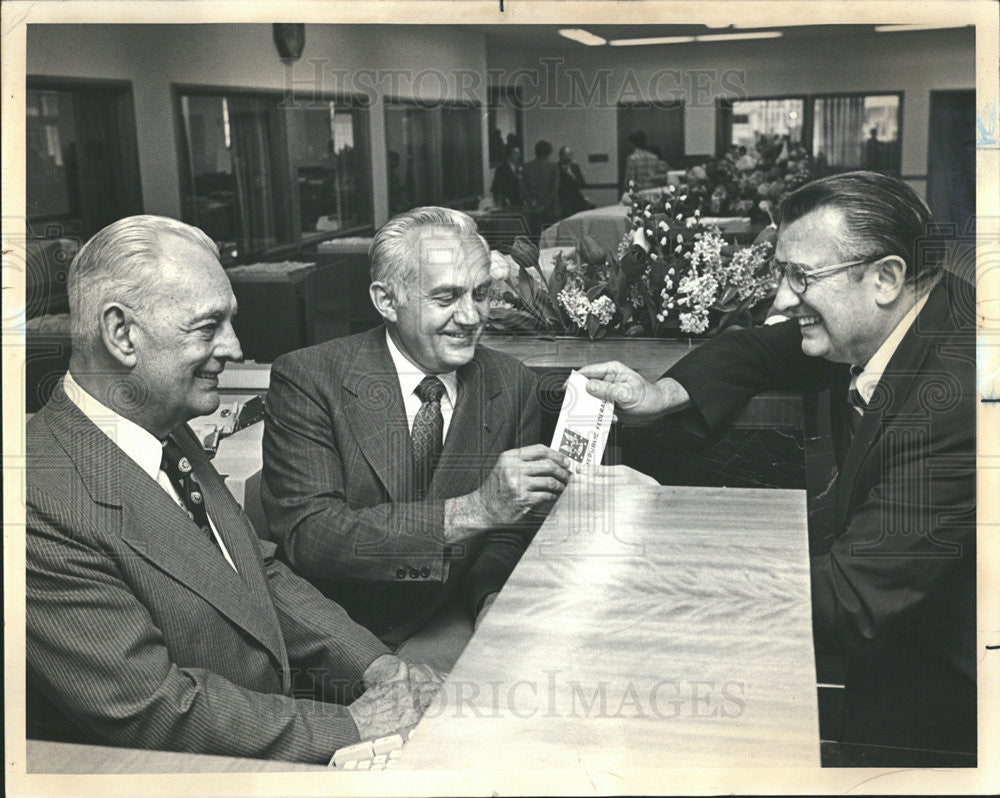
[
  {"x1": 771, "y1": 275, "x2": 800, "y2": 314},
  {"x1": 454, "y1": 293, "x2": 485, "y2": 326},
  {"x1": 216, "y1": 322, "x2": 244, "y2": 362}
]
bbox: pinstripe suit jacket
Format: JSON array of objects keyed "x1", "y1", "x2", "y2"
[
  {"x1": 26, "y1": 382, "x2": 389, "y2": 763},
  {"x1": 262, "y1": 327, "x2": 541, "y2": 645}
]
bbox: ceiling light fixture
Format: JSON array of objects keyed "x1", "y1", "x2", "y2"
[
  {"x1": 696, "y1": 31, "x2": 783, "y2": 42},
  {"x1": 609, "y1": 35, "x2": 696, "y2": 46},
  {"x1": 873, "y1": 24, "x2": 971, "y2": 32},
  {"x1": 558, "y1": 28, "x2": 607, "y2": 46}
]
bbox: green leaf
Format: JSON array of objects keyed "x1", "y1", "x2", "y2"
[
  {"x1": 489, "y1": 308, "x2": 542, "y2": 332},
  {"x1": 586, "y1": 283, "x2": 606, "y2": 302}
]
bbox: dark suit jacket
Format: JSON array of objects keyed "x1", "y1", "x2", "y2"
[
  {"x1": 262, "y1": 327, "x2": 542, "y2": 645},
  {"x1": 26, "y1": 383, "x2": 389, "y2": 763},
  {"x1": 521, "y1": 158, "x2": 560, "y2": 223},
  {"x1": 667, "y1": 272, "x2": 976, "y2": 755},
  {"x1": 491, "y1": 161, "x2": 521, "y2": 207}
]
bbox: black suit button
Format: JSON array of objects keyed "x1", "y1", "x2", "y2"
[
  {"x1": 409, "y1": 567, "x2": 420, "y2": 579},
  {"x1": 396, "y1": 568, "x2": 407, "y2": 580},
  {"x1": 420, "y1": 567, "x2": 430, "y2": 578}
]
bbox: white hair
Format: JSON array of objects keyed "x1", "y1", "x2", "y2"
[
  {"x1": 369, "y1": 206, "x2": 488, "y2": 298},
  {"x1": 68, "y1": 215, "x2": 218, "y2": 356}
]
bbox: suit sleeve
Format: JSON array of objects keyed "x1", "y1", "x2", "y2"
[
  {"x1": 665, "y1": 319, "x2": 833, "y2": 436},
  {"x1": 26, "y1": 491, "x2": 366, "y2": 764},
  {"x1": 259, "y1": 538, "x2": 390, "y2": 701},
  {"x1": 262, "y1": 355, "x2": 450, "y2": 583},
  {"x1": 462, "y1": 363, "x2": 541, "y2": 615},
  {"x1": 809, "y1": 338, "x2": 976, "y2": 653}
]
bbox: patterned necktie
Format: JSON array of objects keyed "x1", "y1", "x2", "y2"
[
  {"x1": 846, "y1": 365, "x2": 867, "y2": 440},
  {"x1": 412, "y1": 376, "x2": 446, "y2": 498},
  {"x1": 160, "y1": 436, "x2": 215, "y2": 544}
]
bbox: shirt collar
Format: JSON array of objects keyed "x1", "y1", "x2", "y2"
[
  {"x1": 384, "y1": 329, "x2": 459, "y2": 407},
  {"x1": 63, "y1": 371, "x2": 165, "y2": 481},
  {"x1": 852, "y1": 290, "x2": 932, "y2": 404}
]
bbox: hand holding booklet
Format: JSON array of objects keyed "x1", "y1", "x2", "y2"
[{"x1": 551, "y1": 370, "x2": 615, "y2": 473}]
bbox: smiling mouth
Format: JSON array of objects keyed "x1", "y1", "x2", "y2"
[
  {"x1": 194, "y1": 370, "x2": 220, "y2": 382},
  {"x1": 797, "y1": 315, "x2": 821, "y2": 329},
  {"x1": 442, "y1": 330, "x2": 477, "y2": 342}
]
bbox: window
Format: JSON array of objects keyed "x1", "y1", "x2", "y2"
[
  {"x1": 717, "y1": 93, "x2": 902, "y2": 175},
  {"x1": 813, "y1": 94, "x2": 901, "y2": 173},
  {"x1": 729, "y1": 98, "x2": 805, "y2": 150},
  {"x1": 177, "y1": 88, "x2": 372, "y2": 260},
  {"x1": 26, "y1": 78, "x2": 142, "y2": 240},
  {"x1": 385, "y1": 100, "x2": 483, "y2": 213}
]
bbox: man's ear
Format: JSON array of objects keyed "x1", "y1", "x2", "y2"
[
  {"x1": 872, "y1": 255, "x2": 907, "y2": 306},
  {"x1": 369, "y1": 281, "x2": 400, "y2": 323},
  {"x1": 99, "y1": 302, "x2": 138, "y2": 367}
]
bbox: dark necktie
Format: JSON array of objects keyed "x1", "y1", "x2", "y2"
[
  {"x1": 846, "y1": 365, "x2": 867, "y2": 440},
  {"x1": 412, "y1": 376, "x2": 446, "y2": 498},
  {"x1": 160, "y1": 436, "x2": 215, "y2": 544}
]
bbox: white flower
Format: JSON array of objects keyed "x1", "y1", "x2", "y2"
[
  {"x1": 633, "y1": 226, "x2": 652, "y2": 253},
  {"x1": 489, "y1": 250, "x2": 513, "y2": 282},
  {"x1": 590, "y1": 295, "x2": 616, "y2": 326}
]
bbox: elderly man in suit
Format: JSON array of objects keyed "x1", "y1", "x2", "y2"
[
  {"x1": 262, "y1": 207, "x2": 572, "y2": 671},
  {"x1": 26, "y1": 215, "x2": 438, "y2": 764},
  {"x1": 582, "y1": 172, "x2": 975, "y2": 760}
]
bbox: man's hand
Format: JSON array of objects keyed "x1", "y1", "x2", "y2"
[
  {"x1": 474, "y1": 444, "x2": 572, "y2": 526},
  {"x1": 578, "y1": 362, "x2": 690, "y2": 423},
  {"x1": 347, "y1": 679, "x2": 423, "y2": 741},
  {"x1": 361, "y1": 653, "x2": 408, "y2": 689},
  {"x1": 446, "y1": 445, "x2": 571, "y2": 540}
]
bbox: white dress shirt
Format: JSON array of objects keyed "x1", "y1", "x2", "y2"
[
  {"x1": 384, "y1": 330, "x2": 459, "y2": 440},
  {"x1": 850, "y1": 289, "x2": 932, "y2": 413},
  {"x1": 63, "y1": 372, "x2": 238, "y2": 571}
]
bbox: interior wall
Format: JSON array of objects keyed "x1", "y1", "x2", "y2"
[
  {"x1": 488, "y1": 27, "x2": 975, "y2": 205},
  {"x1": 25, "y1": 24, "x2": 976, "y2": 226},
  {"x1": 26, "y1": 24, "x2": 489, "y2": 227}
]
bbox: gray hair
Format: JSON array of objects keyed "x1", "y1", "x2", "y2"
[
  {"x1": 68, "y1": 215, "x2": 218, "y2": 356},
  {"x1": 778, "y1": 171, "x2": 941, "y2": 285},
  {"x1": 369, "y1": 206, "x2": 488, "y2": 298}
]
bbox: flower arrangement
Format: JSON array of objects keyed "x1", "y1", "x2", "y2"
[{"x1": 488, "y1": 187, "x2": 777, "y2": 340}]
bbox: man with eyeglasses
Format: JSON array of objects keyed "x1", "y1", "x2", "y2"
[{"x1": 581, "y1": 171, "x2": 975, "y2": 761}]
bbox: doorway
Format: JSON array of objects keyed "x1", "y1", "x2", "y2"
[
  {"x1": 927, "y1": 90, "x2": 976, "y2": 234},
  {"x1": 617, "y1": 102, "x2": 684, "y2": 192}
]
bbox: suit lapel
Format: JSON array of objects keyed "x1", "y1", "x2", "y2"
[
  {"x1": 832, "y1": 282, "x2": 948, "y2": 532},
  {"x1": 173, "y1": 426, "x2": 289, "y2": 666},
  {"x1": 431, "y1": 355, "x2": 503, "y2": 500},
  {"x1": 45, "y1": 388, "x2": 287, "y2": 667},
  {"x1": 342, "y1": 328, "x2": 416, "y2": 502}
]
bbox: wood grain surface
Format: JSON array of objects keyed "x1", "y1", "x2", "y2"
[{"x1": 399, "y1": 482, "x2": 820, "y2": 770}]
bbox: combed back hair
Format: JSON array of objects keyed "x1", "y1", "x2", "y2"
[
  {"x1": 778, "y1": 170, "x2": 941, "y2": 284},
  {"x1": 627, "y1": 130, "x2": 647, "y2": 149},
  {"x1": 68, "y1": 215, "x2": 218, "y2": 355},
  {"x1": 369, "y1": 206, "x2": 488, "y2": 297},
  {"x1": 534, "y1": 140, "x2": 553, "y2": 158}
]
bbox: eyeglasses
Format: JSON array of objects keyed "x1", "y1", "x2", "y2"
[{"x1": 769, "y1": 257, "x2": 872, "y2": 294}]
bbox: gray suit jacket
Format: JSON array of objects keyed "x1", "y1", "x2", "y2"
[
  {"x1": 26, "y1": 383, "x2": 389, "y2": 763},
  {"x1": 262, "y1": 327, "x2": 541, "y2": 645}
]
